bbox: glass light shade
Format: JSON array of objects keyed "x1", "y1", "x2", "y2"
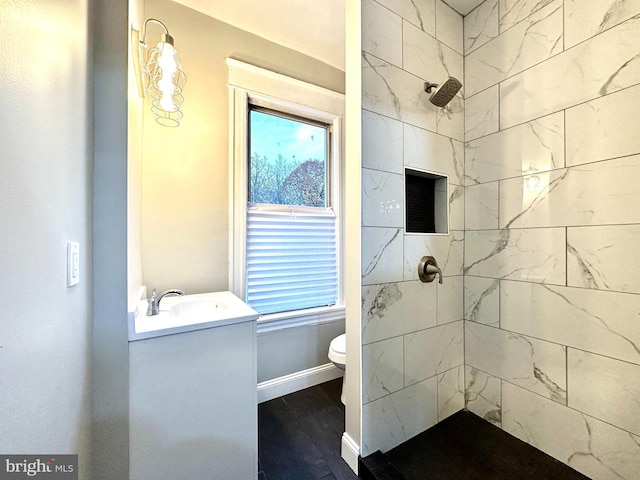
[{"x1": 144, "y1": 40, "x2": 187, "y2": 127}]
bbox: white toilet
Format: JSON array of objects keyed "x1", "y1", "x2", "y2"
[{"x1": 328, "y1": 333, "x2": 346, "y2": 405}]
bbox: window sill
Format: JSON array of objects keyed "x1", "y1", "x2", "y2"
[{"x1": 256, "y1": 305, "x2": 346, "y2": 333}]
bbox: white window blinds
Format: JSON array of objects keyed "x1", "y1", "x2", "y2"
[{"x1": 246, "y1": 204, "x2": 338, "y2": 315}]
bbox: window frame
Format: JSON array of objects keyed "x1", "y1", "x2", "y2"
[{"x1": 227, "y1": 58, "x2": 345, "y2": 332}]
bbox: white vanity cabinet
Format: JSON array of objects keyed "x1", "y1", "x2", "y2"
[{"x1": 129, "y1": 317, "x2": 257, "y2": 480}]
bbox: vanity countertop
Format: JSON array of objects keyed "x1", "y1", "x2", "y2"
[{"x1": 128, "y1": 291, "x2": 258, "y2": 341}]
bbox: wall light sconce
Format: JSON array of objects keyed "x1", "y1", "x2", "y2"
[{"x1": 132, "y1": 19, "x2": 187, "y2": 127}]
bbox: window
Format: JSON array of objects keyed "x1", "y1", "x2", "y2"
[
  {"x1": 227, "y1": 59, "x2": 345, "y2": 329},
  {"x1": 247, "y1": 108, "x2": 337, "y2": 315},
  {"x1": 249, "y1": 108, "x2": 328, "y2": 207}
]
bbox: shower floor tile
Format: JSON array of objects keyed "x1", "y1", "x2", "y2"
[{"x1": 360, "y1": 410, "x2": 591, "y2": 480}]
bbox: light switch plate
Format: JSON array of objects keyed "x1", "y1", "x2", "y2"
[{"x1": 67, "y1": 241, "x2": 80, "y2": 287}]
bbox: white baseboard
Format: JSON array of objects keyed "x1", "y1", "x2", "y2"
[
  {"x1": 257, "y1": 363, "x2": 343, "y2": 403},
  {"x1": 341, "y1": 432, "x2": 360, "y2": 475}
]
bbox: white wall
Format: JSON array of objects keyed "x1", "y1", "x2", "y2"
[
  {"x1": 343, "y1": 0, "x2": 363, "y2": 470},
  {"x1": 0, "y1": 1, "x2": 93, "y2": 477},
  {"x1": 463, "y1": 2, "x2": 640, "y2": 478},
  {"x1": 141, "y1": 0, "x2": 344, "y2": 294},
  {"x1": 140, "y1": 0, "x2": 347, "y2": 384},
  {"x1": 91, "y1": 0, "x2": 130, "y2": 478},
  {"x1": 128, "y1": 0, "x2": 145, "y2": 305},
  {"x1": 360, "y1": 0, "x2": 466, "y2": 456},
  {"x1": 257, "y1": 322, "x2": 347, "y2": 383}
]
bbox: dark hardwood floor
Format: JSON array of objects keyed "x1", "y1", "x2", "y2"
[
  {"x1": 258, "y1": 378, "x2": 358, "y2": 480},
  {"x1": 260, "y1": 379, "x2": 591, "y2": 480}
]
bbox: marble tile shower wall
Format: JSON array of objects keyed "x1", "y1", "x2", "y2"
[
  {"x1": 360, "y1": 0, "x2": 465, "y2": 456},
  {"x1": 463, "y1": 1, "x2": 640, "y2": 479}
]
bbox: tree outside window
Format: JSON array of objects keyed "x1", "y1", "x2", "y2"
[{"x1": 249, "y1": 109, "x2": 328, "y2": 207}]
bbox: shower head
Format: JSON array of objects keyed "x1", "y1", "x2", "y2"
[{"x1": 424, "y1": 77, "x2": 462, "y2": 107}]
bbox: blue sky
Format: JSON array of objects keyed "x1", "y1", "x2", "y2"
[{"x1": 250, "y1": 110, "x2": 326, "y2": 165}]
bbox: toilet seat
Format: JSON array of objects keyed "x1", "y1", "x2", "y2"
[{"x1": 328, "y1": 333, "x2": 346, "y2": 366}]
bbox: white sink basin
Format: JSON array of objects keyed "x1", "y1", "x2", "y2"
[
  {"x1": 166, "y1": 296, "x2": 228, "y2": 319},
  {"x1": 129, "y1": 291, "x2": 258, "y2": 341}
]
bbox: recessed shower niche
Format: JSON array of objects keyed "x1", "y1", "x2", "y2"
[{"x1": 405, "y1": 168, "x2": 448, "y2": 234}]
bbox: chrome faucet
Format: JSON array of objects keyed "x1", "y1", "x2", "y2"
[{"x1": 146, "y1": 288, "x2": 185, "y2": 315}]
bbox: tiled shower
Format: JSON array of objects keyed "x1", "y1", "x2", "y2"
[{"x1": 360, "y1": 0, "x2": 640, "y2": 478}]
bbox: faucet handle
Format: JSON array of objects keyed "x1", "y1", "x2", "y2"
[
  {"x1": 425, "y1": 264, "x2": 444, "y2": 284},
  {"x1": 146, "y1": 289, "x2": 157, "y2": 316},
  {"x1": 418, "y1": 256, "x2": 443, "y2": 284}
]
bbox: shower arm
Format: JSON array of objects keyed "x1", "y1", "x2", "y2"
[{"x1": 424, "y1": 82, "x2": 439, "y2": 93}]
